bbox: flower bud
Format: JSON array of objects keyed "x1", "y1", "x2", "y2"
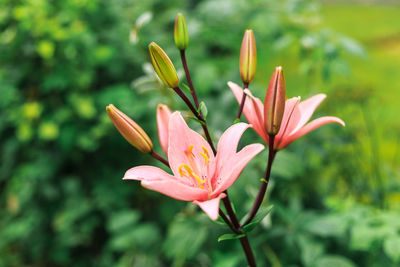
[
  {"x1": 148, "y1": 42, "x2": 179, "y2": 88},
  {"x1": 174, "y1": 13, "x2": 189, "y2": 50},
  {"x1": 106, "y1": 104, "x2": 153, "y2": 153},
  {"x1": 264, "y1": 66, "x2": 286, "y2": 135},
  {"x1": 239, "y1": 29, "x2": 257, "y2": 84}
]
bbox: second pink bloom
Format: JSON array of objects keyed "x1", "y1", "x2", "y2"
[{"x1": 229, "y1": 82, "x2": 345, "y2": 150}]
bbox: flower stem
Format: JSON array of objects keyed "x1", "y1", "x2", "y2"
[
  {"x1": 242, "y1": 135, "x2": 276, "y2": 227},
  {"x1": 239, "y1": 236, "x2": 257, "y2": 267},
  {"x1": 150, "y1": 151, "x2": 170, "y2": 167},
  {"x1": 180, "y1": 50, "x2": 200, "y2": 109},
  {"x1": 178, "y1": 52, "x2": 217, "y2": 154},
  {"x1": 236, "y1": 82, "x2": 249, "y2": 120},
  {"x1": 173, "y1": 87, "x2": 200, "y2": 118},
  {"x1": 173, "y1": 86, "x2": 216, "y2": 154},
  {"x1": 219, "y1": 209, "x2": 239, "y2": 233},
  {"x1": 222, "y1": 194, "x2": 257, "y2": 267},
  {"x1": 175, "y1": 54, "x2": 255, "y2": 266}
]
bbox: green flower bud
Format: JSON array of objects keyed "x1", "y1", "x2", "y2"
[
  {"x1": 239, "y1": 29, "x2": 257, "y2": 84},
  {"x1": 174, "y1": 13, "x2": 189, "y2": 50},
  {"x1": 149, "y1": 42, "x2": 179, "y2": 88}
]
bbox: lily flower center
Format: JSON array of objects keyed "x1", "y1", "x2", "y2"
[{"x1": 178, "y1": 145, "x2": 212, "y2": 190}]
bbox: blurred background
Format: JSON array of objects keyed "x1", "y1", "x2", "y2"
[{"x1": 1, "y1": 0, "x2": 400, "y2": 266}]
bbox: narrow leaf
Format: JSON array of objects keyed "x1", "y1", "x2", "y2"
[
  {"x1": 189, "y1": 116, "x2": 206, "y2": 125},
  {"x1": 218, "y1": 233, "x2": 246, "y2": 242},
  {"x1": 253, "y1": 205, "x2": 273, "y2": 223},
  {"x1": 242, "y1": 221, "x2": 259, "y2": 233},
  {"x1": 198, "y1": 101, "x2": 208, "y2": 118},
  {"x1": 181, "y1": 82, "x2": 191, "y2": 93}
]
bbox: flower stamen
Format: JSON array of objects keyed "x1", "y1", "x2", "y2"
[{"x1": 178, "y1": 164, "x2": 205, "y2": 188}]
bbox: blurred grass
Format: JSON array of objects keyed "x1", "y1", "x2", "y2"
[{"x1": 320, "y1": 3, "x2": 400, "y2": 125}]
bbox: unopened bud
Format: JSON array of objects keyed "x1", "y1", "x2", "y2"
[
  {"x1": 149, "y1": 42, "x2": 179, "y2": 88},
  {"x1": 106, "y1": 104, "x2": 153, "y2": 153},
  {"x1": 264, "y1": 66, "x2": 286, "y2": 135},
  {"x1": 174, "y1": 13, "x2": 189, "y2": 50},
  {"x1": 239, "y1": 29, "x2": 257, "y2": 84}
]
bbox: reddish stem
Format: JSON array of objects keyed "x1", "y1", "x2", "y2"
[
  {"x1": 242, "y1": 135, "x2": 276, "y2": 227},
  {"x1": 236, "y1": 82, "x2": 249, "y2": 120},
  {"x1": 180, "y1": 50, "x2": 200, "y2": 109},
  {"x1": 150, "y1": 151, "x2": 169, "y2": 167}
]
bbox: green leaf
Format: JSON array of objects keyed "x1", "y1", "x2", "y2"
[
  {"x1": 218, "y1": 233, "x2": 246, "y2": 242},
  {"x1": 384, "y1": 236, "x2": 400, "y2": 262},
  {"x1": 181, "y1": 82, "x2": 191, "y2": 93},
  {"x1": 163, "y1": 218, "x2": 208, "y2": 260},
  {"x1": 233, "y1": 118, "x2": 240, "y2": 124},
  {"x1": 198, "y1": 101, "x2": 208, "y2": 118},
  {"x1": 242, "y1": 221, "x2": 259, "y2": 233},
  {"x1": 240, "y1": 205, "x2": 273, "y2": 225},
  {"x1": 107, "y1": 210, "x2": 140, "y2": 233},
  {"x1": 315, "y1": 255, "x2": 356, "y2": 267},
  {"x1": 297, "y1": 234, "x2": 324, "y2": 266},
  {"x1": 189, "y1": 116, "x2": 206, "y2": 125},
  {"x1": 303, "y1": 214, "x2": 346, "y2": 237}
]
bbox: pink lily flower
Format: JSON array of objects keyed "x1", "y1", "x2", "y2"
[
  {"x1": 124, "y1": 112, "x2": 264, "y2": 220},
  {"x1": 228, "y1": 82, "x2": 345, "y2": 150}
]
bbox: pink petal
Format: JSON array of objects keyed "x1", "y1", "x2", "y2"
[
  {"x1": 157, "y1": 104, "x2": 172, "y2": 157},
  {"x1": 245, "y1": 89, "x2": 269, "y2": 143},
  {"x1": 216, "y1": 122, "x2": 251, "y2": 174},
  {"x1": 124, "y1": 165, "x2": 174, "y2": 181},
  {"x1": 212, "y1": 143, "x2": 264, "y2": 195},
  {"x1": 168, "y1": 112, "x2": 215, "y2": 179},
  {"x1": 141, "y1": 178, "x2": 209, "y2": 201},
  {"x1": 193, "y1": 193, "x2": 226, "y2": 220},
  {"x1": 228, "y1": 82, "x2": 268, "y2": 142},
  {"x1": 124, "y1": 166, "x2": 209, "y2": 201},
  {"x1": 297, "y1": 94, "x2": 326, "y2": 128},
  {"x1": 277, "y1": 116, "x2": 345, "y2": 149},
  {"x1": 275, "y1": 97, "x2": 302, "y2": 147}
]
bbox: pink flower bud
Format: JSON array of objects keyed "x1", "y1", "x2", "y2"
[
  {"x1": 264, "y1": 66, "x2": 286, "y2": 135},
  {"x1": 239, "y1": 29, "x2": 257, "y2": 84},
  {"x1": 106, "y1": 104, "x2": 153, "y2": 153}
]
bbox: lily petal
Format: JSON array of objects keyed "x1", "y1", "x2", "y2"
[
  {"x1": 157, "y1": 104, "x2": 172, "y2": 156},
  {"x1": 213, "y1": 143, "x2": 264, "y2": 195},
  {"x1": 168, "y1": 112, "x2": 215, "y2": 179},
  {"x1": 228, "y1": 82, "x2": 267, "y2": 141},
  {"x1": 275, "y1": 97, "x2": 302, "y2": 146},
  {"x1": 278, "y1": 116, "x2": 345, "y2": 149},
  {"x1": 297, "y1": 94, "x2": 326, "y2": 128},
  {"x1": 124, "y1": 165, "x2": 174, "y2": 181},
  {"x1": 124, "y1": 166, "x2": 208, "y2": 201},
  {"x1": 245, "y1": 89, "x2": 269, "y2": 142},
  {"x1": 193, "y1": 193, "x2": 226, "y2": 220},
  {"x1": 216, "y1": 122, "x2": 251, "y2": 174},
  {"x1": 141, "y1": 178, "x2": 209, "y2": 201}
]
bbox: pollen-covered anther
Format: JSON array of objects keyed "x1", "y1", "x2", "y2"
[
  {"x1": 200, "y1": 146, "x2": 210, "y2": 166},
  {"x1": 178, "y1": 164, "x2": 205, "y2": 188}
]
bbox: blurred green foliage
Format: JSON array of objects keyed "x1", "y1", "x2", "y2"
[{"x1": 1, "y1": 0, "x2": 399, "y2": 266}]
